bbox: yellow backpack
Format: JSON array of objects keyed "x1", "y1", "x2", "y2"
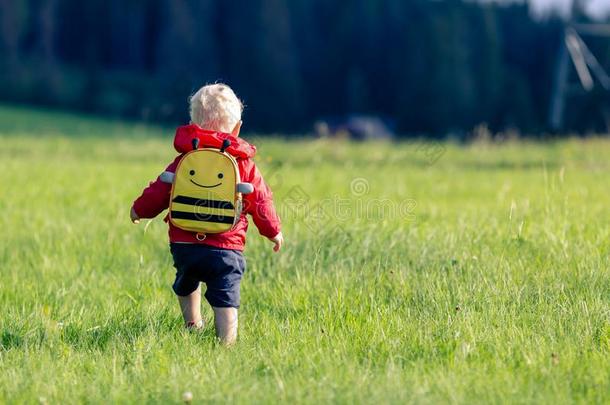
[{"x1": 160, "y1": 139, "x2": 253, "y2": 240}]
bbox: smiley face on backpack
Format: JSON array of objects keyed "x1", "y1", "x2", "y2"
[{"x1": 177, "y1": 150, "x2": 236, "y2": 201}]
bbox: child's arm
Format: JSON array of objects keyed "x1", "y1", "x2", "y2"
[
  {"x1": 131, "y1": 156, "x2": 181, "y2": 222},
  {"x1": 242, "y1": 160, "x2": 282, "y2": 251}
]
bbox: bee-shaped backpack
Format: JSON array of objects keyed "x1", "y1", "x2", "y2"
[{"x1": 160, "y1": 138, "x2": 254, "y2": 240}]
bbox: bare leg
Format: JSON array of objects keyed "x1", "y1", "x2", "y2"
[
  {"x1": 177, "y1": 285, "x2": 203, "y2": 329},
  {"x1": 213, "y1": 307, "x2": 238, "y2": 345}
]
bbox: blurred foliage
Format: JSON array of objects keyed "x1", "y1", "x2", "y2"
[{"x1": 0, "y1": 0, "x2": 609, "y2": 136}]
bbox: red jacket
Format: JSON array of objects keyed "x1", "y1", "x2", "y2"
[{"x1": 132, "y1": 125, "x2": 281, "y2": 251}]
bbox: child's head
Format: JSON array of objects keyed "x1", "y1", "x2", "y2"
[{"x1": 189, "y1": 84, "x2": 243, "y2": 134}]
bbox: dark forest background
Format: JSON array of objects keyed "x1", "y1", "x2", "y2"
[{"x1": 1, "y1": 0, "x2": 609, "y2": 136}]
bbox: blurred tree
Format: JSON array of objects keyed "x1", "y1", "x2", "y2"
[
  {"x1": 0, "y1": 0, "x2": 597, "y2": 135},
  {"x1": 473, "y1": 5, "x2": 504, "y2": 128},
  {"x1": 35, "y1": 0, "x2": 60, "y2": 103},
  {"x1": 155, "y1": 0, "x2": 219, "y2": 121},
  {"x1": 216, "y1": 0, "x2": 303, "y2": 131},
  {"x1": 0, "y1": 0, "x2": 28, "y2": 96}
]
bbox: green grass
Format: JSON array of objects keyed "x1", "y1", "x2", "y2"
[{"x1": 0, "y1": 105, "x2": 609, "y2": 404}]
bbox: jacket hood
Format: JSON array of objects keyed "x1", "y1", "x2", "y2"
[{"x1": 173, "y1": 124, "x2": 256, "y2": 159}]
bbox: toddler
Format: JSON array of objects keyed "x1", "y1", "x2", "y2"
[{"x1": 130, "y1": 84, "x2": 283, "y2": 345}]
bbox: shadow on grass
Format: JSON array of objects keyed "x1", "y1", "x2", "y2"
[
  {"x1": 1, "y1": 330, "x2": 23, "y2": 350},
  {"x1": 59, "y1": 313, "x2": 219, "y2": 350},
  {"x1": 0, "y1": 309, "x2": 218, "y2": 352}
]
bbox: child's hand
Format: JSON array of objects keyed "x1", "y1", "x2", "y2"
[
  {"x1": 130, "y1": 207, "x2": 140, "y2": 224},
  {"x1": 269, "y1": 232, "x2": 283, "y2": 252}
]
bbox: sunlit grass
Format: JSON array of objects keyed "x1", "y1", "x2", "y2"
[{"x1": 0, "y1": 105, "x2": 608, "y2": 403}]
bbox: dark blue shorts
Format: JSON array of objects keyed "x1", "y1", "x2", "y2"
[{"x1": 170, "y1": 243, "x2": 246, "y2": 308}]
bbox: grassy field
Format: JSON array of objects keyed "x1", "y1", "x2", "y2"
[{"x1": 0, "y1": 105, "x2": 609, "y2": 404}]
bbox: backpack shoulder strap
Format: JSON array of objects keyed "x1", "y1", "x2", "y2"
[{"x1": 160, "y1": 171, "x2": 175, "y2": 184}]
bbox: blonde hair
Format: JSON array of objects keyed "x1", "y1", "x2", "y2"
[{"x1": 189, "y1": 84, "x2": 243, "y2": 133}]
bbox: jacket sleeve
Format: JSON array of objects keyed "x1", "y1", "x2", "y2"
[
  {"x1": 132, "y1": 156, "x2": 180, "y2": 219},
  {"x1": 242, "y1": 160, "x2": 281, "y2": 239}
]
